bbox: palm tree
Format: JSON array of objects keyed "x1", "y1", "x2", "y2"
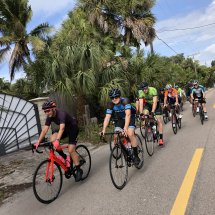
[
  {"x1": 0, "y1": 0, "x2": 54, "y2": 81},
  {"x1": 0, "y1": 78, "x2": 11, "y2": 92}
]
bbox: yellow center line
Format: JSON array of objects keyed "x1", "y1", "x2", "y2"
[
  {"x1": 213, "y1": 104, "x2": 215, "y2": 108},
  {"x1": 170, "y1": 148, "x2": 204, "y2": 215}
]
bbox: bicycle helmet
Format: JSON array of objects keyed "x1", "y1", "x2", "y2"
[
  {"x1": 193, "y1": 80, "x2": 198, "y2": 85},
  {"x1": 160, "y1": 88, "x2": 165, "y2": 91},
  {"x1": 42, "y1": 100, "x2": 57, "y2": 110},
  {"x1": 108, "y1": 88, "x2": 121, "y2": 98},
  {"x1": 175, "y1": 85, "x2": 179, "y2": 88},
  {"x1": 166, "y1": 84, "x2": 172, "y2": 90},
  {"x1": 188, "y1": 83, "x2": 193, "y2": 87},
  {"x1": 190, "y1": 80, "x2": 194, "y2": 84},
  {"x1": 140, "y1": 81, "x2": 148, "y2": 89}
]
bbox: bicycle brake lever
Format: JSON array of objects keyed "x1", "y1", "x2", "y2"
[{"x1": 36, "y1": 149, "x2": 43, "y2": 154}]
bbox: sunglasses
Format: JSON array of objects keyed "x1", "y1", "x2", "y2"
[
  {"x1": 111, "y1": 96, "x2": 120, "y2": 100},
  {"x1": 44, "y1": 108, "x2": 53, "y2": 113},
  {"x1": 142, "y1": 87, "x2": 148, "y2": 91},
  {"x1": 194, "y1": 84, "x2": 198, "y2": 86}
]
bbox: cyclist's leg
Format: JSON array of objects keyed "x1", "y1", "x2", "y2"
[
  {"x1": 142, "y1": 103, "x2": 151, "y2": 125},
  {"x1": 155, "y1": 105, "x2": 164, "y2": 144},
  {"x1": 128, "y1": 116, "x2": 137, "y2": 148},
  {"x1": 114, "y1": 118, "x2": 124, "y2": 142}
]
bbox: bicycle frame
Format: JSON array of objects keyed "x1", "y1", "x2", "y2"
[{"x1": 46, "y1": 146, "x2": 69, "y2": 182}]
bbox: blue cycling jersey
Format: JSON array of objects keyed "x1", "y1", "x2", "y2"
[{"x1": 106, "y1": 98, "x2": 136, "y2": 119}]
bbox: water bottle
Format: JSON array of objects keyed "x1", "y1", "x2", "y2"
[
  {"x1": 152, "y1": 125, "x2": 156, "y2": 134},
  {"x1": 127, "y1": 142, "x2": 132, "y2": 155}
]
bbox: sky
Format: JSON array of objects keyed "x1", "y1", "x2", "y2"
[{"x1": 1, "y1": 0, "x2": 215, "y2": 82}]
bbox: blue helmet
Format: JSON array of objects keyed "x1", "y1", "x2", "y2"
[
  {"x1": 108, "y1": 88, "x2": 121, "y2": 98},
  {"x1": 175, "y1": 85, "x2": 179, "y2": 88}
]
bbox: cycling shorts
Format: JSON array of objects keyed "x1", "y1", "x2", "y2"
[
  {"x1": 194, "y1": 97, "x2": 206, "y2": 103},
  {"x1": 143, "y1": 102, "x2": 162, "y2": 117},
  {"x1": 115, "y1": 115, "x2": 136, "y2": 130},
  {"x1": 54, "y1": 124, "x2": 79, "y2": 145}
]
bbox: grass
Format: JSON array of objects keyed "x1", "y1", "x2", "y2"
[
  {"x1": 0, "y1": 183, "x2": 5, "y2": 187},
  {"x1": 0, "y1": 191, "x2": 3, "y2": 197}
]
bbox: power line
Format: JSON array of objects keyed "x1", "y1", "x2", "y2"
[
  {"x1": 164, "y1": 0, "x2": 199, "y2": 53},
  {"x1": 156, "y1": 35, "x2": 179, "y2": 54},
  {"x1": 157, "y1": 22, "x2": 215, "y2": 33}
]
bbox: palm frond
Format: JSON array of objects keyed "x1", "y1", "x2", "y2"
[
  {"x1": 27, "y1": 36, "x2": 46, "y2": 51},
  {"x1": 30, "y1": 23, "x2": 55, "y2": 37},
  {"x1": 0, "y1": 36, "x2": 14, "y2": 46},
  {"x1": 0, "y1": 45, "x2": 11, "y2": 63}
]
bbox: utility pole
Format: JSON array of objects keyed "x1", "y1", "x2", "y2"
[{"x1": 187, "y1": 53, "x2": 200, "y2": 78}]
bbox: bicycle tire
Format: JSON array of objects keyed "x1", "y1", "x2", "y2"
[
  {"x1": 33, "y1": 160, "x2": 62, "y2": 204},
  {"x1": 163, "y1": 109, "x2": 167, "y2": 124},
  {"x1": 139, "y1": 118, "x2": 145, "y2": 139},
  {"x1": 109, "y1": 133, "x2": 115, "y2": 152},
  {"x1": 178, "y1": 118, "x2": 181, "y2": 129},
  {"x1": 192, "y1": 105, "x2": 196, "y2": 117},
  {"x1": 172, "y1": 113, "x2": 177, "y2": 134},
  {"x1": 200, "y1": 107, "x2": 204, "y2": 125},
  {"x1": 109, "y1": 146, "x2": 128, "y2": 190},
  {"x1": 135, "y1": 134, "x2": 144, "y2": 169},
  {"x1": 75, "y1": 145, "x2": 91, "y2": 180},
  {"x1": 145, "y1": 126, "x2": 154, "y2": 156}
]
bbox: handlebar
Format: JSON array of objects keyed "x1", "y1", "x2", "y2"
[{"x1": 31, "y1": 142, "x2": 53, "y2": 154}]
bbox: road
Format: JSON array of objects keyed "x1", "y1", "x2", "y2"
[{"x1": 0, "y1": 89, "x2": 215, "y2": 215}]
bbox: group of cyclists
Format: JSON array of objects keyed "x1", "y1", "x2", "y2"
[{"x1": 34, "y1": 79, "x2": 208, "y2": 179}]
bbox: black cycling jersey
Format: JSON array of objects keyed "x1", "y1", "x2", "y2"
[
  {"x1": 185, "y1": 85, "x2": 192, "y2": 97},
  {"x1": 45, "y1": 110, "x2": 78, "y2": 127},
  {"x1": 159, "y1": 93, "x2": 164, "y2": 103},
  {"x1": 106, "y1": 98, "x2": 136, "y2": 119}
]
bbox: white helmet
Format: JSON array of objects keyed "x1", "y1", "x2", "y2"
[
  {"x1": 166, "y1": 84, "x2": 172, "y2": 89},
  {"x1": 193, "y1": 80, "x2": 198, "y2": 85}
]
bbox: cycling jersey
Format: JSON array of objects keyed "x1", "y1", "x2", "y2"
[
  {"x1": 136, "y1": 90, "x2": 146, "y2": 105},
  {"x1": 164, "y1": 89, "x2": 178, "y2": 102},
  {"x1": 177, "y1": 88, "x2": 182, "y2": 96},
  {"x1": 159, "y1": 92, "x2": 164, "y2": 103},
  {"x1": 139, "y1": 87, "x2": 159, "y2": 105},
  {"x1": 191, "y1": 85, "x2": 205, "y2": 98},
  {"x1": 106, "y1": 98, "x2": 136, "y2": 119},
  {"x1": 45, "y1": 110, "x2": 78, "y2": 127}
]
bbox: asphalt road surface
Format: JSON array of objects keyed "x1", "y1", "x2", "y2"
[{"x1": 0, "y1": 89, "x2": 215, "y2": 215}]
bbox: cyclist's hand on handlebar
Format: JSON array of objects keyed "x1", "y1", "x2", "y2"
[
  {"x1": 100, "y1": 131, "x2": 105, "y2": 138},
  {"x1": 34, "y1": 142, "x2": 40, "y2": 150},
  {"x1": 151, "y1": 112, "x2": 155, "y2": 117},
  {"x1": 123, "y1": 128, "x2": 128, "y2": 137},
  {"x1": 53, "y1": 140, "x2": 60, "y2": 150}
]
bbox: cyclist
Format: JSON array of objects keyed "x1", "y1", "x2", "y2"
[
  {"x1": 190, "y1": 81, "x2": 208, "y2": 119},
  {"x1": 34, "y1": 100, "x2": 82, "y2": 182},
  {"x1": 158, "y1": 88, "x2": 165, "y2": 111},
  {"x1": 164, "y1": 84, "x2": 181, "y2": 127},
  {"x1": 186, "y1": 82, "x2": 193, "y2": 108},
  {"x1": 175, "y1": 85, "x2": 183, "y2": 110},
  {"x1": 101, "y1": 88, "x2": 140, "y2": 166},
  {"x1": 139, "y1": 81, "x2": 164, "y2": 145}
]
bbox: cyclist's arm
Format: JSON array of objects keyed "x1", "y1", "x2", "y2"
[
  {"x1": 164, "y1": 96, "x2": 167, "y2": 105},
  {"x1": 38, "y1": 126, "x2": 49, "y2": 143},
  {"x1": 190, "y1": 93, "x2": 194, "y2": 100},
  {"x1": 136, "y1": 99, "x2": 139, "y2": 112},
  {"x1": 102, "y1": 114, "x2": 111, "y2": 134},
  {"x1": 152, "y1": 96, "x2": 157, "y2": 112},
  {"x1": 56, "y1": 123, "x2": 65, "y2": 140},
  {"x1": 203, "y1": 91, "x2": 206, "y2": 99},
  {"x1": 124, "y1": 109, "x2": 131, "y2": 130},
  {"x1": 175, "y1": 94, "x2": 179, "y2": 104},
  {"x1": 139, "y1": 98, "x2": 143, "y2": 114}
]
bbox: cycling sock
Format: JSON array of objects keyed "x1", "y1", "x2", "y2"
[
  {"x1": 76, "y1": 165, "x2": 81, "y2": 172},
  {"x1": 57, "y1": 150, "x2": 67, "y2": 160},
  {"x1": 133, "y1": 147, "x2": 138, "y2": 157},
  {"x1": 160, "y1": 134, "x2": 163, "y2": 140},
  {"x1": 204, "y1": 112, "x2": 207, "y2": 115}
]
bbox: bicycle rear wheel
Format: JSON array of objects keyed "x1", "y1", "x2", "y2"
[
  {"x1": 109, "y1": 146, "x2": 128, "y2": 190},
  {"x1": 33, "y1": 160, "x2": 62, "y2": 204},
  {"x1": 135, "y1": 134, "x2": 144, "y2": 169},
  {"x1": 172, "y1": 113, "x2": 177, "y2": 134},
  {"x1": 75, "y1": 145, "x2": 91, "y2": 180},
  {"x1": 145, "y1": 126, "x2": 154, "y2": 156},
  {"x1": 140, "y1": 118, "x2": 145, "y2": 139}
]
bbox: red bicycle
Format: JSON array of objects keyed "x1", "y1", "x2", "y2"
[{"x1": 32, "y1": 142, "x2": 91, "y2": 204}]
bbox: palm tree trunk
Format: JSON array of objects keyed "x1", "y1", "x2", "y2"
[
  {"x1": 125, "y1": 28, "x2": 132, "y2": 45},
  {"x1": 150, "y1": 42, "x2": 154, "y2": 54},
  {"x1": 76, "y1": 92, "x2": 85, "y2": 127}
]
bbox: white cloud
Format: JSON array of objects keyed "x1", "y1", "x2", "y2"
[
  {"x1": 54, "y1": 14, "x2": 69, "y2": 30},
  {"x1": 29, "y1": 0, "x2": 76, "y2": 17},
  {"x1": 151, "y1": 0, "x2": 215, "y2": 65}
]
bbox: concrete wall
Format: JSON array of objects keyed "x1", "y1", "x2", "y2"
[{"x1": 29, "y1": 97, "x2": 52, "y2": 140}]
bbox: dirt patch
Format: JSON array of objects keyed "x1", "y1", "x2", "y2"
[{"x1": 0, "y1": 183, "x2": 32, "y2": 206}]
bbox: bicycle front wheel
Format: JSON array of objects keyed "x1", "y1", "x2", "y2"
[
  {"x1": 172, "y1": 113, "x2": 177, "y2": 134},
  {"x1": 145, "y1": 126, "x2": 154, "y2": 156},
  {"x1": 200, "y1": 107, "x2": 204, "y2": 125},
  {"x1": 163, "y1": 110, "x2": 167, "y2": 124},
  {"x1": 33, "y1": 160, "x2": 62, "y2": 204},
  {"x1": 109, "y1": 146, "x2": 128, "y2": 190},
  {"x1": 135, "y1": 134, "x2": 144, "y2": 169},
  {"x1": 139, "y1": 118, "x2": 145, "y2": 139},
  {"x1": 192, "y1": 105, "x2": 196, "y2": 117},
  {"x1": 75, "y1": 145, "x2": 91, "y2": 180}
]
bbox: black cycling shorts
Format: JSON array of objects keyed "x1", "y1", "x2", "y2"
[
  {"x1": 143, "y1": 102, "x2": 162, "y2": 116},
  {"x1": 169, "y1": 101, "x2": 176, "y2": 109},
  {"x1": 194, "y1": 97, "x2": 206, "y2": 103},
  {"x1": 115, "y1": 115, "x2": 136, "y2": 130},
  {"x1": 55, "y1": 124, "x2": 79, "y2": 145}
]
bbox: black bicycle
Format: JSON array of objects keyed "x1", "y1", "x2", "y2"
[
  {"x1": 141, "y1": 113, "x2": 160, "y2": 156},
  {"x1": 104, "y1": 131, "x2": 144, "y2": 190},
  {"x1": 109, "y1": 119, "x2": 118, "y2": 151},
  {"x1": 169, "y1": 105, "x2": 181, "y2": 134},
  {"x1": 198, "y1": 99, "x2": 206, "y2": 125},
  {"x1": 163, "y1": 107, "x2": 171, "y2": 124}
]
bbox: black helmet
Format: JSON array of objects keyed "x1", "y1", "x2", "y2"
[
  {"x1": 190, "y1": 80, "x2": 194, "y2": 84},
  {"x1": 108, "y1": 88, "x2": 121, "y2": 98},
  {"x1": 188, "y1": 83, "x2": 193, "y2": 87},
  {"x1": 42, "y1": 100, "x2": 57, "y2": 110},
  {"x1": 140, "y1": 81, "x2": 148, "y2": 89},
  {"x1": 160, "y1": 88, "x2": 165, "y2": 91}
]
